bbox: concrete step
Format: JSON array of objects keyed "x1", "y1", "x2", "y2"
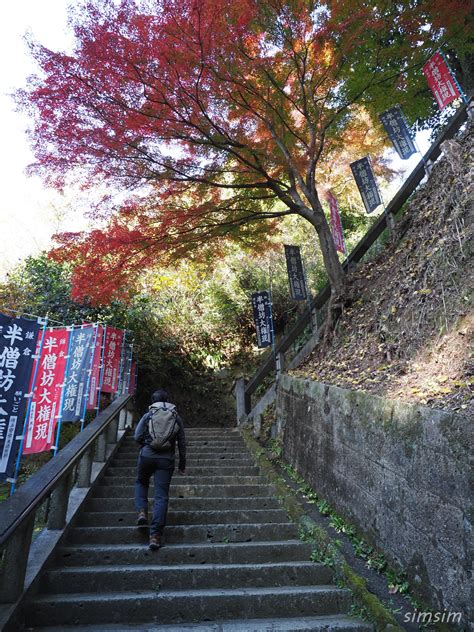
[
  {"x1": 100, "y1": 475, "x2": 266, "y2": 486},
  {"x1": 43, "y1": 561, "x2": 333, "y2": 593},
  {"x1": 105, "y1": 465, "x2": 261, "y2": 476},
  {"x1": 111, "y1": 458, "x2": 256, "y2": 467},
  {"x1": 85, "y1": 496, "x2": 282, "y2": 512},
  {"x1": 26, "y1": 585, "x2": 352, "y2": 626},
  {"x1": 55, "y1": 540, "x2": 314, "y2": 567},
  {"x1": 111, "y1": 457, "x2": 255, "y2": 468},
  {"x1": 119, "y1": 442, "x2": 247, "y2": 450},
  {"x1": 92, "y1": 484, "x2": 275, "y2": 498},
  {"x1": 31, "y1": 615, "x2": 372, "y2": 631},
  {"x1": 121, "y1": 439, "x2": 246, "y2": 447},
  {"x1": 67, "y1": 522, "x2": 298, "y2": 545},
  {"x1": 78, "y1": 508, "x2": 290, "y2": 527},
  {"x1": 121, "y1": 432, "x2": 239, "y2": 442}
]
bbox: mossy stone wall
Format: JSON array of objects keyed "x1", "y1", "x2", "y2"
[{"x1": 276, "y1": 374, "x2": 472, "y2": 621}]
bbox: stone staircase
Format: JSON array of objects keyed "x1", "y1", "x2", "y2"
[{"x1": 21, "y1": 428, "x2": 372, "y2": 631}]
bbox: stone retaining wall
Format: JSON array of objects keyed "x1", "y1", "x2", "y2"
[{"x1": 275, "y1": 374, "x2": 472, "y2": 622}]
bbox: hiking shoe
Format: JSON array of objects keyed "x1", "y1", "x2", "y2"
[
  {"x1": 136, "y1": 510, "x2": 148, "y2": 526},
  {"x1": 149, "y1": 534, "x2": 161, "y2": 550}
]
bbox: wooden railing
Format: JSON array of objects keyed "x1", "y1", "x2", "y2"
[
  {"x1": 0, "y1": 395, "x2": 134, "y2": 605},
  {"x1": 243, "y1": 100, "x2": 471, "y2": 411}
]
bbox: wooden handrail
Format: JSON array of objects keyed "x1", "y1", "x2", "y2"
[{"x1": 245, "y1": 101, "x2": 470, "y2": 398}]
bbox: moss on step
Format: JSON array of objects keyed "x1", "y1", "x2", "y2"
[{"x1": 242, "y1": 427, "x2": 404, "y2": 632}]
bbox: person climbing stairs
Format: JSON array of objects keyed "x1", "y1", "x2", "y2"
[{"x1": 21, "y1": 428, "x2": 372, "y2": 630}]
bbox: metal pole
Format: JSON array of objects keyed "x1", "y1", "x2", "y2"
[
  {"x1": 80, "y1": 323, "x2": 100, "y2": 431},
  {"x1": 300, "y1": 253, "x2": 318, "y2": 335},
  {"x1": 95, "y1": 325, "x2": 107, "y2": 417},
  {"x1": 116, "y1": 329, "x2": 127, "y2": 398},
  {"x1": 370, "y1": 156, "x2": 395, "y2": 237}
]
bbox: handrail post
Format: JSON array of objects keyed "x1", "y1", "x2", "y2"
[
  {"x1": 0, "y1": 513, "x2": 35, "y2": 603},
  {"x1": 107, "y1": 415, "x2": 119, "y2": 446},
  {"x1": 311, "y1": 307, "x2": 319, "y2": 334},
  {"x1": 236, "y1": 378, "x2": 251, "y2": 425},
  {"x1": 95, "y1": 432, "x2": 107, "y2": 462},
  {"x1": 77, "y1": 445, "x2": 94, "y2": 488},
  {"x1": 275, "y1": 351, "x2": 284, "y2": 380},
  {"x1": 118, "y1": 409, "x2": 127, "y2": 431},
  {"x1": 47, "y1": 470, "x2": 73, "y2": 530},
  {"x1": 126, "y1": 409, "x2": 134, "y2": 429}
]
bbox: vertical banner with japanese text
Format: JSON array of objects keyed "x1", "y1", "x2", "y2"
[
  {"x1": 326, "y1": 192, "x2": 346, "y2": 254},
  {"x1": 61, "y1": 325, "x2": 96, "y2": 422},
  {"x1": 0, "y1": 314, "x2": 41, "y2": 481},
  {"x1": 87, "y1": 325, "x2": 104, "y2": 410},
  {"x1": 423, "y1": 52, "x2": 460, "y2": 111},
  {"x1": 379, "y1": 106, "x2": 416, "y2": 160},
  {"x1": 284, "y1": 245, "x2": 307, "y2": 301},
  {"x1": 251, "y1": 291, "x2": 274, "y2": 349},
  {"x1": 23, "y1": 328, "x2": 70, "y2": 455},
  {"x1": 350, "y1": 157, "x2": 381, "y2": 214},
  {"x1": 101, "y1": 327, "x2": 124, "y2": 394}
]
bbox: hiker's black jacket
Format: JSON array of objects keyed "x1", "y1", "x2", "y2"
[{"x1": 134, "y1": 405, "x2": 186, "y2": 471}]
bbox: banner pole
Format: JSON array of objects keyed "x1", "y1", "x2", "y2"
[
  {"x1": 118, "y1": 330, "x2": 127, "y2": 397},
  {"x1": 9, "y1": 317, "x2": 48, "y2": 496},
  {"x1": 412, "y1": 136, "x2": 433, "y2": 178},
  {"x1": 369, "y1": 156, "x2": 395, "y2": 237},
  {"x1": 95, "y1": 325, "x2": 107, "y2": 417},
  {"x1": 267, "y1": 262, "x2": 279, "y2": 379},
  {"x1": 133, "y1": 361, "x2": 138, "y2": 396},
  {"x1": 269, "y1": 287, "x2": 279, "y2": 378},
  {"x1": 268, "y1": 263, "x2": 276, "y2": 375},
  {"x1": 300, "y1": 253, "x2": 317, "y2": 333},
  {"x1": 52, "y1": 326, "x2": 75, "y2": 457},
  {"x1": 124, "y1": 343, "x2": 134, "y2": 394},
  {"x1": 80, "y1": 323, "x2": 99, "y2": 431}
]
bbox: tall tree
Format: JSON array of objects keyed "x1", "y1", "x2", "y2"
[{"x1": 18, "y1": 0, "x2": 472, "y2": 304}]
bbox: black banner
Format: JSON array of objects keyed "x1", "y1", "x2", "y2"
[
  {"x1": 350, "y1": 157, "x2": 382, "y2": 214},
  {"x1": 251, "y1": 291, "x2": 274, "y2": 349},
  {"x1": 379, "y1": 106, "x2": 416, "y2": 160},
  {"x1": 284, "y1": 245, "x2": 307, "y2": 301},
  {"x1": 0, "y1": 314, "x2": 42, "y2": 482}
]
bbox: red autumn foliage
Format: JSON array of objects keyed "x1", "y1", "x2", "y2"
[{"x1": 18, "y1": 0, "x2": 472, "y2": 303}]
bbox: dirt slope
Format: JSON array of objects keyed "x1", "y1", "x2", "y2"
[{"x1": 292, "y1": 121, "x2": 473, "y2": 416}]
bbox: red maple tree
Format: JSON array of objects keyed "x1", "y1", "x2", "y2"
[{"x1": 17, "y1": 0, "x2": 472, "y2": 303}]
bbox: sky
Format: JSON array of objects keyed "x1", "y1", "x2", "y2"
[
  {"x1": 0, "y1": 2, "x2": 90, "y2": 279},
  {"x1": 0, "y1": 2, "x2": 432, "y2": 281}
]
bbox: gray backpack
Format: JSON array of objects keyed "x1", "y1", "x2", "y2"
[{"x1": 147, "y1": 402, "x2": 179, "y2": 450}]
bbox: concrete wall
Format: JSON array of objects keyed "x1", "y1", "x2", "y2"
[{"x1": 276, "y1": 374, "x2": 472, "y2": 621}]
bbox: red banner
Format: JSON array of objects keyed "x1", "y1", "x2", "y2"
[
  {"x1": 101, "y1": 327, "x2": 124, "y2": 393},
  {"x1": 327, "y1": 191, "x2": 346, "y2": 254},
  {"x1": 423, "y1": 52, "x2": 460, "y2": 111},
  {"x1": 86, "y1": 326, "x2": 104, "y2": 410},
  {"x1": 23, "y1": 328, "x2": 70, "y2": 455}
]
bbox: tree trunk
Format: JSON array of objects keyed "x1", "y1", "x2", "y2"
[
  {"x1": 313, "y1": 216, "x2": 345, "y2": 294},
  {"x1": 299, "y1": 202, "x2": 345, "y2": 295}
]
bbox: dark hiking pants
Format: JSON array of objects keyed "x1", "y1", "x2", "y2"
[{"x1": 135, "y1": 454, "x2": 174, "y2": 535}]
